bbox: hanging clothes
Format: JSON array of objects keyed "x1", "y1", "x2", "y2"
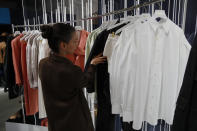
[
  {"x1": 85, "y1": 23, "x2": 127, "y2": 131},
  {"x1": 38, "y1": 38, "x2": 51, "y2": 119},
  {"x1": 74, "y1": 30, "x2": 89, "y2": 70},
  {"x1": 172, "y1": 34, "x2": 197, "y2": 131},
  {"x1": 31, "y1": 34, "x2": 41, "y2": 88},
  {"x1": 26, "y1": 34, "x2": 38, "y2": 89},
  {"x1": 4, "y1": 35, "x2": 20, "y2": 99},
  {"x1": 85, "y1": 28, "x2": 102, "y2": 65},
  {"x1": 0, "y1": 41, "x2": 6, "y2": 64},
  {"x1": 21, "y1": 39, "x2": 38, "y2": 116},
  {"x1": 110, "y1": 19, "x2": 146, "y2": 116},
  {"x1": 12, "y1": 34, "x2": 24, "y2": 85},
  {"x1": 107, "y1": 16, "x2": 191, "y2": 130}
]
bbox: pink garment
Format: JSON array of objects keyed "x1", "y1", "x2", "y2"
[
  {"x1": 66, "y1": 30, "x2": 89, "y2": 71},
  {"x1": 74, "y1": 30, "x2": 89, "y2": 71},
  {"x1": 11, "y1": 34, "x2": 24, "y2": 85},
  {"x1": 21, "y1": 40, "x2": 38, "y2": 116}
]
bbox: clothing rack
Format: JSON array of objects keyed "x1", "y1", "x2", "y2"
[{"x1": 12, "y1": 0, "x2": 164, "y2": 32}]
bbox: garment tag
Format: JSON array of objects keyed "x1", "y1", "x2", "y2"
[{"x1": 112, "y1": 32, "x2": 115, "y2": 37}]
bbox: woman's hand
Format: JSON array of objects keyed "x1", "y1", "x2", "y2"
[{"x1": 91, "y1": 53, "x2": 107, "y2": 65}]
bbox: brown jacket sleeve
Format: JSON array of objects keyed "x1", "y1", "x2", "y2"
[{"x1": 73, "y1": 64, "x2": 96, "y2": 89}]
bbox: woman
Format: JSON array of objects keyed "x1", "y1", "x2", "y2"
[{"x1": 39, "y1": 23, "x2": 106, "y2": 131}]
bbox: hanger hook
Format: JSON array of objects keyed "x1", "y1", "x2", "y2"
[
  {"x1": 156, "y1": 2, "x2": 161, "y2": 10},
  {"x1": 145, "y1": 6, "x2": 148, "y2": 13},
  {"x1": 131, "y1": 10, "x2": 133, "y2": 16},
  {"x1": 33, "y1": 17, "x2": 36, "y2": 30},
  {"x1": 38, "y1": 16, "x2": 41, "y2": 31}
]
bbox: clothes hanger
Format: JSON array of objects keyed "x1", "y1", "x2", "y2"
[
  {"x1": 115, "y1": 6, "x2": 151, "y2": 35},
  {"x1": 141, "y1": 5, "x2": 149, "y2": 14},
  {"x1": 38, "y1": 16, "x2": 41, "y2": 31},
  {"x1": 100, "y1": 9, "x2": 110, "y2": 30},
  {"x1": 107, "y1": 13, "x2": 133, "y2": 31},
  {"x1": 33, "y1": 32, "x2": 41, "y2": 42},
  {"x1": 57, "y1": 0, "x2": 61, "y2": 23},
  {"x1": 195, "y1": 15, "x2": 197, "y2": 36},
  {"x1": 107, "y1": 10, "x2": 138, "y2": 31},
  {"x1": 36, "y1": 18, "x2": 43, "y2": 41},
  {"x1": 177, "y1": 0, "x2": 181, "y2": 26},
  {"x1": 172, "y1": 0, "x2": 175, "y2": 22},
  {"x1": 22, "y1": 30, "x2": 27, "y2": 35},
  {"x1": 20, "y1": 19, "x2": 32, "y2": 41},
  {"x1": 105, "y1": 19, "x2": 119, "y2": 30},
  {"x1": 64, "y1": 6, "x2": 67, "y2": 23},
  {"x1": 107, "y1": 19, "x2": 129, "y2": 31},
  {"x1": 140, "y1": 6, "x2": 151, "y2": 19},
  {"x1": 12, "y1": 26, "x2": 20, "y2": 36},
  {"x1": 61, "y1": 0, "x2": 63, "y2": 22},
  {"x1": 152, "y1": 10, "x2": 167, "y2": 22},
  {"x1": 37, "y1": 17, "x2": 43, "y2": 41},
  {"x1": 14, "y1": 31, "x2": 21, "y2": 37},
  {"x1": 26, "y1": 0, "x2": 41, "y2": 41},
  {"x1": 44, "y1": 0, "x2": 48, "y2": 24},
  {"x1": 115, "y1": 14, "x2": 150, "y2": 35},
  {"x1": 25, "y1": 29, "x2": 40, "y2": 43},
  {"x1": 168, "y1": 0, "x2": 171, "y2": 18},
  {"x1": 75, "y1": 26, "x2": 83, "y2": 31},
  {"x1": 175, "y1": 0, "x2": 177, "y2": 24},
  {"x1": 24, "y1": 20, "x2": 37, "y2": 42}
]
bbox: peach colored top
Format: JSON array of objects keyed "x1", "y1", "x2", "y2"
[
  {"x1": 66, "y1": 30, "x2": 89, "y2": 71},
  {"x1": 11, "y1": 34, "x2": 23, "y2": 85},
  {"x1": 21, "y1": 40, "x2": 38, "y2": 116}
]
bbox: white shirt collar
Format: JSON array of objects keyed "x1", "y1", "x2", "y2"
[{"x1": 148, "y1": 17, "x2": 170, "y2": 35}]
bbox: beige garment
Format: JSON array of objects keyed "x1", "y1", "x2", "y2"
[{"x1": 0, "y1": 41, "x2": 6, "y2": 63}]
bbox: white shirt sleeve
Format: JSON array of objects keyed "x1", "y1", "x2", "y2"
[
  {"x1": 177, "y1": 31, "x2": 191, "y2": 100},
  {"x1": 110, "y1": 32, "x2": 124, "y2": 114},
  {"x1": 31, "y1": 35, "x2": 40, "y2": 88},
  {"x1": 38, "y1": 38, "x2": 51, "y2": 118},
  {"x1": 26, "y1": 37, "x2": 34, "y2": 88},
  {"x1": 111, "y1": 26, "x2": 136, "y2": 115}
]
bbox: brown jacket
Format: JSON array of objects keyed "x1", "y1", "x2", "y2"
[{"x1": 39, "y1": 53, "x2": 95, "y2": 131}]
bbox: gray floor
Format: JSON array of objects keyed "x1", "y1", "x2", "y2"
[{"x1": 0, "y1": 88, "x2": 21, "y2": 131}]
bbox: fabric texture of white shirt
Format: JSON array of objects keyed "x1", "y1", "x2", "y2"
[
  {"x1": 31, "y1": 34, "x2": 41, "y2": 88},
  {"x1": 103, "y1": 34, "x2": 120, "y2": 73},
  {"x1": 26, "y1": 34, "x2": 37, "y2": 88},
  {"x1": 38, "y1": 38, "x2": 51, "y2": 118},
  {"x1": 103, "y1": 34, "x2": 121, "y2": 114},
  {"x1": 110, "y1": 17, "x2": 191, "y2": 130},
  {"x1": 110, "y1": 18, "x2": 148, "y2": 115}
]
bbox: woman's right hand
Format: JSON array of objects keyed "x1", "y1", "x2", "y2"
[{"x1": 90, "y1": 53, "x2": 107, "y2": 65}]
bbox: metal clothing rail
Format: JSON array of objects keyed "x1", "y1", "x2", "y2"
[{"x1": 12, "y1": 0, "x2": 164, "y2": 29}]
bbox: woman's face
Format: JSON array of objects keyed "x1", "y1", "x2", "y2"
[{"x1": 63, "y1": 31, "x2": 79, "y2": 54}]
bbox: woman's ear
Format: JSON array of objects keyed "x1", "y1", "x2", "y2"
[{"x1": 60, "y1": 42, "x2": 66, "y2": 49}]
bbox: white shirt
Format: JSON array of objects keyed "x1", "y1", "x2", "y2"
[
  {"x1": 103, "y1": 34, "x2": 120, "y2": 114},
  {"x1": 26, "y1": 34, "x2": 37, "y2": 88},
  {"x1": 103, "y1": 34, "x2": 120, "y2": 73},
  {"x1": 38, "y1": 38, "x2": 51, "y2": 118},
  {"x1": 111, "y1": 18, "x2": 147, "y2": 115},
  {"x1": 31, "y1": 34, "x2": 41, "y2": 88},
  {"x1": 116, "y1": 17, "x2": 190, "y2": 130}
]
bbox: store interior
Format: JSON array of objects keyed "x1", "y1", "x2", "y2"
[{"x1": 0, "y1": 0, "x2": 197, "y2": 131}]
